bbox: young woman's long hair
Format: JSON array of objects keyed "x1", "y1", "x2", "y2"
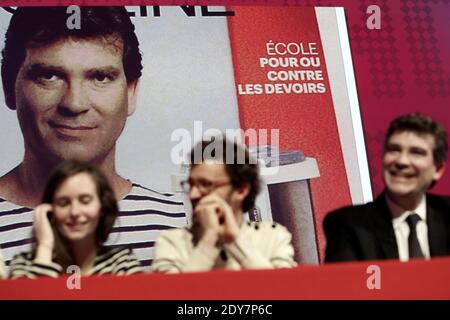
[{"x1": 36, "y1": 160, "x2": 119, "y2": 269}]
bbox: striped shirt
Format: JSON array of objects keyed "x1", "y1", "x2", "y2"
[
  {"x1": 10, "y1": 246, "x2": 143, "y2": 279},
  {"x1": 0, "y1": 183, "x2": 188, "y2": 273}
]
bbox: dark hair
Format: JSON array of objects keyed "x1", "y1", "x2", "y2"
[
  {"x1": 189, "y1": 136, "x2": 261, "y2": 212},
  {"x1": 1, "y1": 6, "x2": 142, "y2": 108},
  {"x1": 41, "y1": 160, "x2": 118, "y2": 268},
  {"x1": 384, "y1": 112, "x2": 448, "y2": 167}
]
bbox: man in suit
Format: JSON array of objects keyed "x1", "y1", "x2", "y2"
[{"x1": 324, "y1": 112, "x2": 450, "y2": 262}]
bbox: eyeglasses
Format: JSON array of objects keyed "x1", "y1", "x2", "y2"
[{"x1": 180, "y1": 179, "x2": 231, "y2": 195}]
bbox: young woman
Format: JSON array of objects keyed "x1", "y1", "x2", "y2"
[{"x1": 10, "y1": 160, "x2": 143, "y2": 278}]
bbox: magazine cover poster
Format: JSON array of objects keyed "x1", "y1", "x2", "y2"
[{"x1": 0, "y1": 6, "x2": 370, "y2": 266}]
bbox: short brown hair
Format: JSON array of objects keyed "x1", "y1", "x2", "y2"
[
  {"x1": 189, "y1": 136, "x2": 261, "y2": 212},
  {"x1": 385, "y1": 112, "x2": 448, "y2": 167},
  {"x1": 2, "y1": 6, "x2": 142, "y2": 109}
]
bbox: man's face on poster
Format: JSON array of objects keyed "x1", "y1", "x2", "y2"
[{"x1": 13, "y1": 36, "x2": 138, "y2": 163}]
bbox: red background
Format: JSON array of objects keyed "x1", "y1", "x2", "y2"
[{"x1": 1, "y1": 258, "x2": 449, "y2": 299}]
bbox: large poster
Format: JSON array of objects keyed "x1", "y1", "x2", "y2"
[{"x1": 0, "y1": 6, "x2": 370, "y2": 267}]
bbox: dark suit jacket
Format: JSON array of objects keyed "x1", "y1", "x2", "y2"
[{"x1": 323, "y1": 192, "x2": 450, "y2": 262}]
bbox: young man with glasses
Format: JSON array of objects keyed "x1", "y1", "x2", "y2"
[{"x1": 152, "y1": 137, "x2": 296, "y2": 272}]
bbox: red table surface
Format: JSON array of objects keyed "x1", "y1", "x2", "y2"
[{"x1": 1, "y1": 258, "x2": 449, "y2": 300}]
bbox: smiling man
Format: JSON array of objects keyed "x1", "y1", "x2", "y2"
[
  {"x1": 324, "y1": 113, "x2": 450, "y2": 262},
  {"x1": 0, "y1": 7, "x2": 187, "y2": 271}
]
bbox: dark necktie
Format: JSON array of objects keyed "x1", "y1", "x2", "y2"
[{"x1": 406, "y1": 213, "x2": 425, "y2": 259}]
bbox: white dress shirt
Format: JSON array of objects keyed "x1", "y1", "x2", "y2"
[{"x1": 386, "y1": 195, "x2": 430, "y2": 261}]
